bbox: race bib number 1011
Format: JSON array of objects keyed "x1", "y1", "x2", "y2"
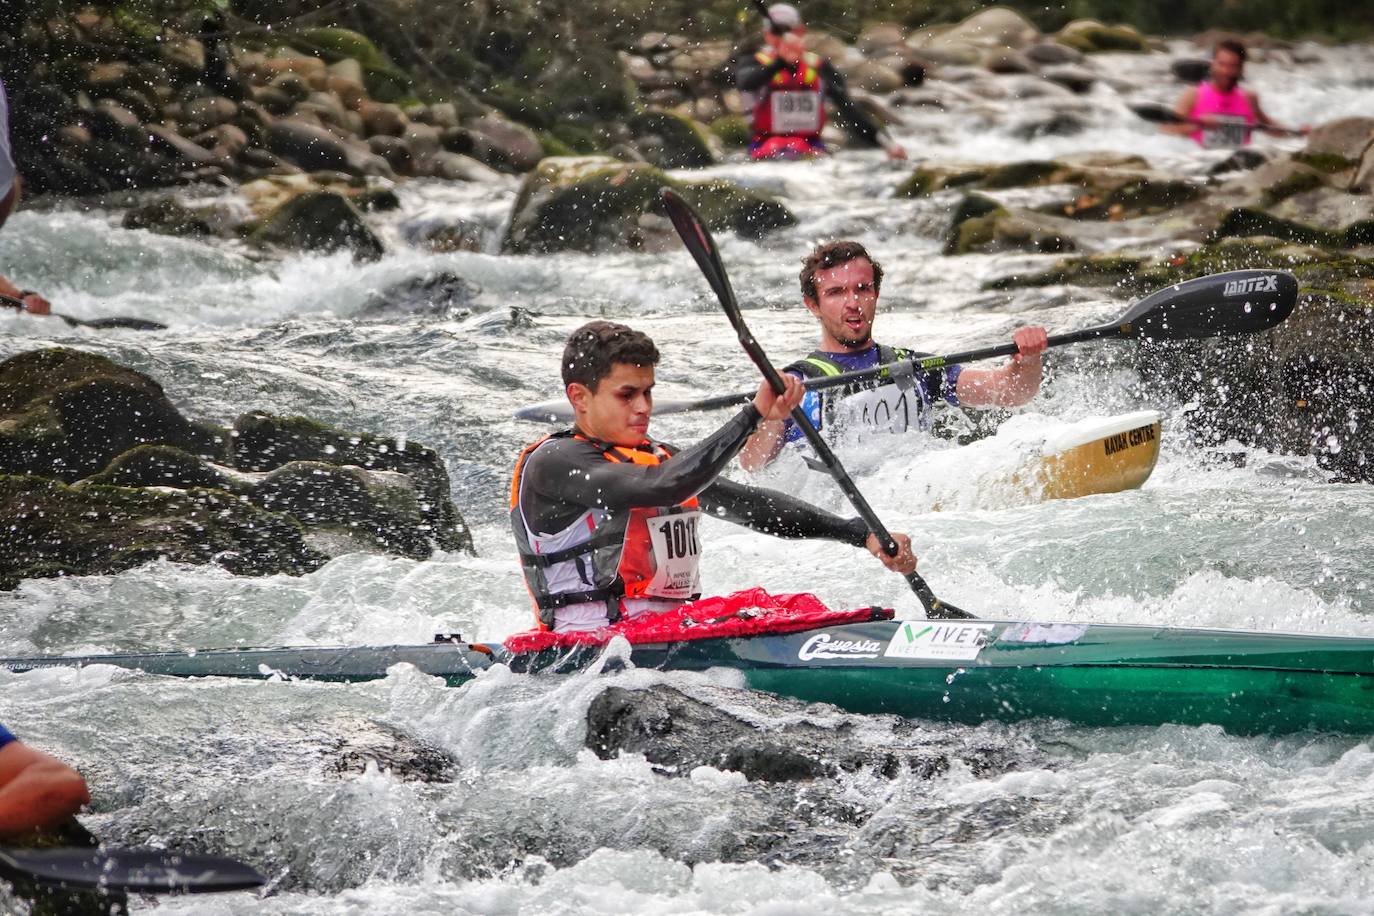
[{"x1": 646, "y1": 510, "x2": 702, "y2": 599}]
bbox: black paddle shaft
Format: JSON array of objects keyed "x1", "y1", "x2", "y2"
[
  {"x1": 660, "y1": 267, "x2": 1300, "y2": 409},
  {"x1": 660, "y1": 187, "x2": 971, "y2": 620},
  {"x1": 0, "y1": 293, "x2": 167, "y2": 331}
]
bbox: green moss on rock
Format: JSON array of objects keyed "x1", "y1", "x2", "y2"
[
  {"x1": 709, "y1": 115, "x2": 751, "y2": 148},
  {"x1": 629, "y1": 110, "x2": 719, "y2": 169},
  {"x1": 0, "y1": 473, "x2": 326, "y2": 590},
  {"x1": 503, "y1": 157, "x2": 795, "y2": 255}
]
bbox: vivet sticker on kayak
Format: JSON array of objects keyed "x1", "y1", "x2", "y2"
[
  {"x1": 797, "y1": 632, "x2": 883, "y2": 661},
  {"x1": 884, "y1": 621, "x2": 995, "y2": 661}
]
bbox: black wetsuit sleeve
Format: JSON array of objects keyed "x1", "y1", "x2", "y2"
[
  {"x1": 699, "y1": 477, "x2": 870, "y2": 547},
  {"x1": 736, "y1": 55, "x2": 787, "y2": 92},
  {"x1": 521, "y1": 406, "x2": 763, "y2": 532},
  {"x1": 821, "y1": 62, "x2": 882, "y2": 147}
]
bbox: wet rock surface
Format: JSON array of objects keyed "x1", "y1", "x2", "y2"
[
  {"x1": 0, "y1": 348, "x2": 473, "y2": 588},
  {"x1": 503, "y1": 156, "x2": 796, "y2": 254},
  {"x1": 586, "y1": 683, "x2": 1035, "y2": 783}
]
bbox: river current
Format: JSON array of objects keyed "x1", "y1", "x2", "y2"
[{"x1": 3, "y1": 43, "x2": 1374, "y2": 914}]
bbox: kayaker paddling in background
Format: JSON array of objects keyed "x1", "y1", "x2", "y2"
[
  {"x1": 734, "y1": 3, "x2": 906, "y2": 161},
  {"x1": 511, "y1": 320, "x2": 918, "y2": 633},
  {"x1": 0, "y1": 77, "x2": 53, "y2": 317},
  {"x1": 1163, "y1": 39, "x2": 1308, "y2": 148},
  {"x1": 740, "y1": 240, "x2": 1048, "y2": 471},
  {"x1": 0, "y1": 723, "x2": 90, "y2": 837}
]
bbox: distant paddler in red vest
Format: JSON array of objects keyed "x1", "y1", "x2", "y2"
[
  {"x1": 510, "y1": 320, "x2": 918, "y2": 632},
  {"x1": 734, "y1": 3, "x2": 907, "y2": 161},
  {"x1": 1165, "y1": 39, "x2": 1308, "y2": 148}
]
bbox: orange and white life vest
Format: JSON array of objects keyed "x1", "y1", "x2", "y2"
[
  {"x1": 510, "y1": 431, "x2": 702, "y2": 629},
  {"x1": 749, "y1": 49, "x2": 826, "y2": 140}
]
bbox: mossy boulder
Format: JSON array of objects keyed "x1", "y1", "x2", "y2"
[
  {"x1": 286, "y1": 27, "x2": 412, "y2": 102},
  {"x1": 947, "y1": 207, "x2": 1078, "y2": 255},
  {"x1": 709, "y1": 115, "x2": 752, "y2": 148},
  {"x1": 1054, "y1": 20, "x2": 1148, "y2": 54},
  {"x1": 250, "y1": 191, "x2": 385, "y2": 262},
  {"x1": 629, "y1": 110, "x2": 720, "y2": 169},
  {"x1": 503, "y1": 157, "x2": 796, "y2": 255},
  {"x1": 0, "y1": 349, "x2": 224, "y2": 482},
  {"x1": 0, "y1": 473, "x2": 327, "y2": 589},
  {"x1": 1212, "y1": 187, "x2": 1374, "y2": 249},
  {"x1": 1137, "y1": 274, "x2": 1374, "y2": 482},
  {"x1": 228, "y1": 413, "x2": 473, "y2": 555},
  {"x1": 0, "y1": 349, "x2": 475, "y2": 588}
]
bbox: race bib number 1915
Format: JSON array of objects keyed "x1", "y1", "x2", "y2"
[{"x1": 771, "y1": 91, "x2": 821, "y2": 133}]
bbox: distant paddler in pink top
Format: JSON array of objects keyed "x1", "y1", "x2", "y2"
[{"x1": 1164, "y1": 39, "x2": 1308, "y2": 148}]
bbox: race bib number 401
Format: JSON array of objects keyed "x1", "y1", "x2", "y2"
[
  {"x1": 646, "y1": 510, "x2": 701, "y2": 599},
  {"x1": 771, "y1": 91, "x2": 822, "y2": 134}
]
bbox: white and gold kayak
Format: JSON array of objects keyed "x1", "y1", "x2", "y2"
[
  {"x1": 1013, "y1": 409, "x2": 1162, "y2": 502},
  {"x1": 913, "y1": 410, "x2": 1163, "y2": 510}
]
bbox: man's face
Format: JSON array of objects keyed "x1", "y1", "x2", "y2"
[
  {"x1": 1211, "y1": 48, "x2": 1244, "y2": 91},
  {"x1": 765, "y1": 24, "x2": 805, "y2": 47},
  {"x1": 805, "y1": 258, "x2": 879, "y2": 351},
  {"x1": 568, "y1": 362, "x2": 654, "y2": 446}
]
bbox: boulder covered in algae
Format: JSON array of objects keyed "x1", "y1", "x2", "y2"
[
  {"x1": 503, "y1": 156, "x2": 796, "y2": 254},
  {"x1": 0, "y1": 348, "x2": 473, "y2": 589}
]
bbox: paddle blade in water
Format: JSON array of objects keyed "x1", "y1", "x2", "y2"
[
  {"x1": 79, "y1": 316, "x2": 169, "y2": 331},
  {"x1": 1130, "y1": 102, "x2": 1184, "y2": 124},
  {"x1": 0, "y1": 846, "x2": 265, "y2": 894},
  {"x1": 1120, "y1": 269, "x2": 1296, "y2": 341}
]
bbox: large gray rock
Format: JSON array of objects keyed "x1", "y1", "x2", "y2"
[
  {"x1": 586, "y1": 683, "x2": 1035, "y2": 783},
  {"x1": 1303, "y1": 117, "x2": 1374, "y2": 166},
  {"x1": 503, "y1": 157, "x2": 795, "y2": 255},
  {"x1": 628, "y1": 110, "x2": 720, "y2": 169},
  {"x1": 250, "y1": 190, "x2": 385, "y2": 261},
  {"x1": 938, "y1": 8, "x2": 1040, "y2": 49},
  {"x1": 266, "y1": 118, "x2": 351, "y2": 171},
  {"x1": 1024, "y1": 41, "x2": 1084, "y2": 65},
  {"x1": 467, "y1": 114, "x2": 544, "y2": 172}
]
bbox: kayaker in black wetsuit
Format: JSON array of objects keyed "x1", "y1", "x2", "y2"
[
  {"x1": 0, "y1": 723, "x2": 90, "y2": 837},
  {"x1": 511, "y1": 320, "x2": 918, "y2": 632},
  {"x1": 739, "y1": 240, "x2": 1048, "y2": 470},
  {"x1": 733, "y1": 3, "x2": 906, "y2": 161}
]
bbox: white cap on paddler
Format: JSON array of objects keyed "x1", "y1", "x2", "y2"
[{"x1": 767, "y1": 3, "x2": 802, "y2": 29}]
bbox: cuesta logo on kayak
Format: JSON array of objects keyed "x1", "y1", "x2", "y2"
[
  {"x1": 1223, "y1": 275, "x2": 1279, "y2": 297},
  {"x1": 797, "y1": 633, "x2": 882, "y2": 660},
  {"x1": 885, "y1": 621, "x2": 995, "y2": 661}
]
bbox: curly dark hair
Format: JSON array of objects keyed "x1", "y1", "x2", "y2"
[
  {"x1": 561, "y1": 320, "x2": 660, "y2": 389},
  {"x1": 799, "y1": 240, "x2": 884, "y2": 302}
]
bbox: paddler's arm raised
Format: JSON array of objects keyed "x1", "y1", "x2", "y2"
[
  {"x1": 701, "y1": 478, "x2": 917, "y2": 574},
  {"x1": 524, "y1": 376, "x2": 805, "y2": 517},
  {"x1": 821, "y1": 63, "x2": 907, "y2": 160},
  {"x1": 735, "y1": 54, "x2": 788, "y2": 92},
  {"x1": 955, "y1": 325, "x2": 1047, "y2": 408}
]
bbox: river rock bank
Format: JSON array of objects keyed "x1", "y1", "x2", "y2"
[{"x1": 0, "y1": 348, "x2": 473, "y2": 589}]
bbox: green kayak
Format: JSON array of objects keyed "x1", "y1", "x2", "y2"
[{"x1": 5, "y1": 619, "x2": 1374, "y2": 736}]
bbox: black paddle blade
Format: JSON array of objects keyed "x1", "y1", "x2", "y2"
[
  {"x1": 78, "y1": 316, "x2": 169, "y2": 331},
  {"x1": 660, "y1": 188, "x2": 789, "y2": 392},
  {"x1": 0, "y1": 846, "x2": 265, "y2": 894},
  {"x1": 1120, "y1": 269, "x2": 1297, "y2": 342},
  {"x1": 1130, "y1": 102, "x2": 1184, "y2": 125}
]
